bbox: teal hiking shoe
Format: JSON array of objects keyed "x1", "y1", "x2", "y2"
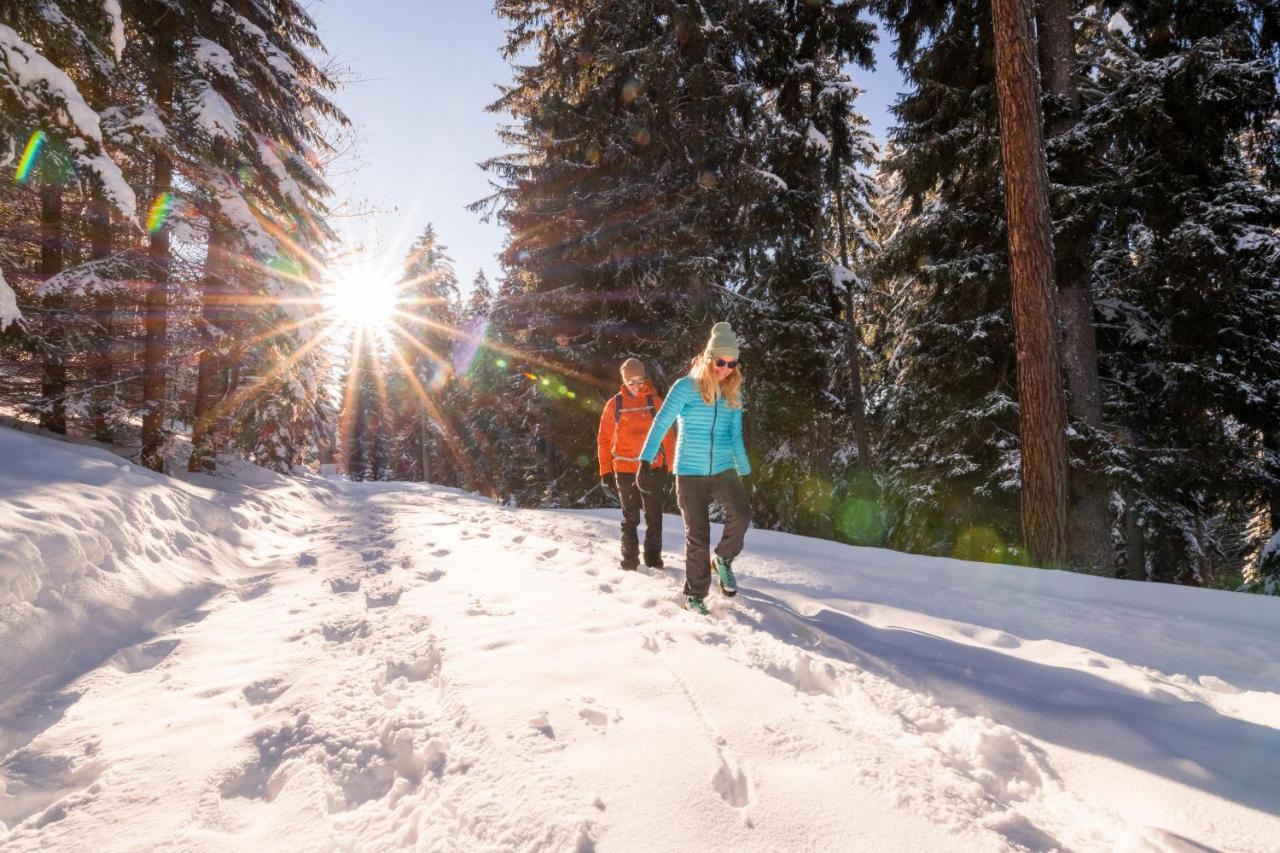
[
  {"x1": 712, "y1": 555, "x2": 738, "y2": 597},
  {"x1": 685, "y1": 595, "x2": 710, "y2": 615}
]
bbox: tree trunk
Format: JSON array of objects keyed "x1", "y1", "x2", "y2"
[
  {"x1": 88, "y1": 183, "x2": 115, "y2": 442},
  {"x1": 420, "y1": 415, "x2": 431, "y2": 483},
  {"x1": 1036, "y1": 0, "x2": 1113, "y2": 574},
  {"x1": 833, "y1": 161, "x2": 873, "y2": 471},
  {"x1": 39, "y1": 183, "x2": 66, "y2": 434},
  {"x1": 189, "y1": 225, "x2": 231, "y2": 473},
  {"x1": 140, "y1": 16, "x2": 175, "y2": 472},
  {"x1": 1123, "y1": 488, "x2": 1146, "y2": 580},
  {"x1": 1266, "y1": 430, "x2": 1280, "y2": 535},
  {"x1": 991, "y1": 0, "x2": 1070, "y2": 566}
]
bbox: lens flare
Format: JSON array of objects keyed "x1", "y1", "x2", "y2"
[
  {"x1": 14, "y1": 131, "x2": 46, "y2": 183},
  {"x1": 451, "y1": 316, "x2": 489, "y2": 375},
  {"x1": 323, "y1": 268, "x2": 400, "y2": 332},
  {"x1": 836, "y1": 498, "x2": 887, "y2": 545},
  {"x1": 146, "y1": 192, "x2": 174, "y2": 233}
]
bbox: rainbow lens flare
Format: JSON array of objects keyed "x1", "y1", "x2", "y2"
[
  {"x1": 146, "y1": 192, "x2": 175, "y2": 233},
  {"x1": 14, "y1": 131, "x2": 46, "y2": 183}
]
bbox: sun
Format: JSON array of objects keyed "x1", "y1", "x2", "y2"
[{"x1": 322, "y1": 268, "x2": 401, "y2": 333}]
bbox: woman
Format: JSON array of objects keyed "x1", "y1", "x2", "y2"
[{"x1": 637, "y1": 322, "x2": 751, "y2": 615}]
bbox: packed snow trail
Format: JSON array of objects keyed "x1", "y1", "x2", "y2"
[{"x1": 2, "y1": 428, "x2": 1279, "y2": 851}]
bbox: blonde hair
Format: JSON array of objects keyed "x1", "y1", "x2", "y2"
[{"x1": 689, "y1": 354, "x2": 742, "y2": 409}]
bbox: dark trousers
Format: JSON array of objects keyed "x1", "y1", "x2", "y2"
[
  {"x1": 615, "y1": 471, "x2": 664, "y2": 565},
  {"x1": 675, "y1": 471, "x2": 751, "y2": 597}
]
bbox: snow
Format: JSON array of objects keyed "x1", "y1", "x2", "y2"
[
  {"x1": 192, "y1": 38, "x2": 239, "y2": 80},
  {"x1": 752, "y1": 168, "x2": 788, "y2": 191},
  {"x1": 100, "y1": 105, "x2": 168, "y2": 146},
  {"x1": 2, "y1": 425, "x2": 1279, "y2": 850},
  {"x1": 187, "y1": 79, "x2": 244, "y2": 141},
  {"x1": 0, "y1": 268, "x2": 21, "y2": 330},
  {"x1": 1108, "y1": 12, "x2": 1133, "y2": 36},
  {"x1": 255, "y1": 134, "x2": 308, "y2": 209},
  {"x1": 35, "y1": 256, "x2": 127, "y2": 297},
  {"x1": 0, "y1": 24, "x2": 136, "y2": 220},
  {"x1": 805, "y1": 122, "x2": 831, "y2": 153},
  {"x1": 208, "y1": 173, "x2": 277, "y2": 258},
  {"x1": 101, "y1": 0, "x2": 125, "y2": 61}
]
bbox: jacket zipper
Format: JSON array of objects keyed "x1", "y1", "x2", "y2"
[{"x1": 708, "y1": 396, "x2": 718, "y2": 475}]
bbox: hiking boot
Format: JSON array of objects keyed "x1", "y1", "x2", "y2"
[
  {"x1": 712, "y1": 555, "x2": 738, "y2": 597},
  {"x1": 643, "y1": 551, "x2": 664, "y2": 570},
  {"x1": 685, "y1": 595, "x2": 709, "y2": 615}
]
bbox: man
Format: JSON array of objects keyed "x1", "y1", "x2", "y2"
[{"x1": 597, "y1": 358, "x2": 676, "y2": 570}]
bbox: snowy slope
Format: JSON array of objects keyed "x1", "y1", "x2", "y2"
[{"x1": 1, "y1": 426, "x2": 1278, "y2": 852}]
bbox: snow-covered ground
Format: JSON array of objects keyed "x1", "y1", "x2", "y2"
[{"x1": 2, "y1": 426, "x2": 1279, "y2": 852}]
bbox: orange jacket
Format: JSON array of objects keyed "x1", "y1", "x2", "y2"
[{"x1": 597, "y1": 380, "x2": 675, "y2": 475}]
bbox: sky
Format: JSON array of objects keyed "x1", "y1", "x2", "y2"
[{"x1": 314, "y1": 2, "x2": 905, "y2": 297}]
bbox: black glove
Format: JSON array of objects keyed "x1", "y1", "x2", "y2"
[
  {"x1": 636, "y1": 460, "x2": 655, "y2": 493},
  {"x1": 600, "y1": 473, "x2": 614, "y2": 491}
]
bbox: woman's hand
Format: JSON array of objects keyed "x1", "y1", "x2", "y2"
[{"x1": 636, "y1": 460, "x2": 655, "y2": 493}]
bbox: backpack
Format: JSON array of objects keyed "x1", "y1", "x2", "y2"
[{"x1": 612, "y1": 392, "x2": 666, "y2": 467}]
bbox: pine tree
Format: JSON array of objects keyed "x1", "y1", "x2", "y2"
[
  {"x1": 1074, "y1": 2, "x2": 1280, "y2": 584},
  {"x1": 874, "y1": 0, "x2": 1028, "y2": 560},
  {"x1": 386, "y1": 224, "x2": 468, "y2": 485},
  {"x1": 484, "y1": 0, "x2": 876, "y2": 513}
]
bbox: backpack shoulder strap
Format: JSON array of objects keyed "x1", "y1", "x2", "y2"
[
  {"x1": 646, "y1": 394, "x2": 656, "y2": 416},
  {"x1": 613, "y1": 393, "x2": 624, "y2": 426}
]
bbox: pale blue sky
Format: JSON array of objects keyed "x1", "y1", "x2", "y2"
[{"x1": 314, "y1": 2, "x2": 904, "y2": 294}]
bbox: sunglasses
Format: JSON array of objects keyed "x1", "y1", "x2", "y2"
[
  {"x1": 623, "y1": 378, "x2": 645, "y2": 386},
  {"x1": 713, "y1": 358, "x2": 739, "y2": 369}
]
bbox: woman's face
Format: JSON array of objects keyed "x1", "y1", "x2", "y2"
[{"x1": 710, "y1": 356, "x2": 737, "y2": 383}]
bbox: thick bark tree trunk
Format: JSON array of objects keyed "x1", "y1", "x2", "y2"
[
  {"x1": 991, "y1": 0, "x2": 1070, "y2": 566},
  {"x1": 88, "y1": 183, "x2": 115, "y2": 442},
  {"x1": 140, "y1": 17, "x2": 175, "y2": 472},
  {"x1": 39, "y1": 184, "x2": 66, "y2": 434},
  {"x1": 1036, "y1": 0, "x2": 1113, "y2": 574}
]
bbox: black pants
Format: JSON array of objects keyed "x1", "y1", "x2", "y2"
[
  {"x1": 675, "y1": 471, "x2": 751, "y2": 597},
  {"x1": 615, "y1": 471, "x2": 664, "y2": 566}
]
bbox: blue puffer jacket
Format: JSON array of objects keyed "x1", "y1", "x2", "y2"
[{"x1": 639, "y1": 376, "x2": 751, "y2": 477}]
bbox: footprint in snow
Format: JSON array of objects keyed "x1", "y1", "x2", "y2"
[
  {"x1": 417, "y1": 569, "x2": 446, "y2": 583},
  {"x1": 235, "y1": 575, "x2": 273, "y2": 601},
  {"x1": 319, "y1": 618, "x2": 369, "y2": 644},
  {"x1": 577, "y1": 699, "x2": 621, "y2": 729},
  {"x1": 537, "y1": 548, "x2": 559, "y2": 561},
  {"x1": 328, "y1": 575, "x2": 361, "y2": 593},
  {"x1": 528, "y1": 712, "x2": 555, "y2": 738},
  {"x1": 365, "y1": 585, "x2": 402, "y2": 609},
  {"x1": 297, "y1": 553, "x2": 318, "y2": 567},
  {"x1": 242, "y1": 677, "x2": 289, "y2": 706},
  {"x1": 711, "y1": 757, "x2": 752, "y2": 808},
  {"x1": 111, "y1": 639, "x2": 180, "y2": 673},
  {"x1": 382, "y1": 642, "x2": 442, "y2": 683},
  {"x1": 430, "y1": 548, "x2": 451, "y2": 558}
]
